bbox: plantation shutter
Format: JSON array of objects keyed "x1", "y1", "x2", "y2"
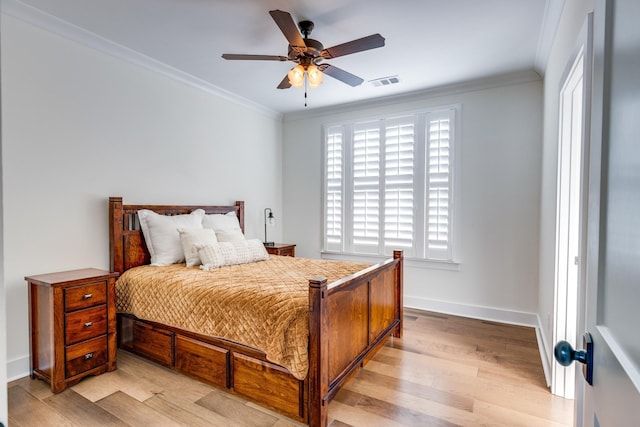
[
  {"x1": 352, "y1": 123, "x2": 381, "y2": 253},
  {"x1": 323, "y1": 106, "x2": 456, "y2": 262},
  {"x1": 383, "y1": 117, "x2": 415, "y2": 252},
  {"x1": 426, "y1": 111, "x2": 453, "y2": 260},
  {"x1": 325, "y1": 126, "x2": 343, "y2": 251}
]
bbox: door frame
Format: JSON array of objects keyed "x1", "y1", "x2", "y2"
[{"x1": 551, "y1": 14, "x2": 593, "y2": 404}]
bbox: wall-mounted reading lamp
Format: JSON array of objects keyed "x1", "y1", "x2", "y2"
[{"x1": 264, "y1": 208, "x2": 275, "y2": 246}]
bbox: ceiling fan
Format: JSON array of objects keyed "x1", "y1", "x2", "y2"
[{"x1": 222, "y1": 10, "x2": 385, "y2": 103}]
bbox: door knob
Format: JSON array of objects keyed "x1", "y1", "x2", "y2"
[{"x1": 554, "y1": 332, "x2": 593, "y2": 385}]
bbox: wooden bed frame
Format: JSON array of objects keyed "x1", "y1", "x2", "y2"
[{"x1": 109, "y1": 197, "x2": 403, "y2": 427}]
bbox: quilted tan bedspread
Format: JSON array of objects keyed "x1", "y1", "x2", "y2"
[{"x1": 116, "y1": 256, "x2": 370, "y2": 380}]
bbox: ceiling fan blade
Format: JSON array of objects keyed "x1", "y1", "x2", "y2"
[
  {"x1": 277, "y1": 74, "x2": 292, "y2": 89},
  {"x1": 222, "y1": 54, "x2": 288, "y2": 61},
  {"x1": 320, "y1": 64, "x2": 364, "y2": 87},
  {"x1": 321, "y1": 34, "x2": 385, "y2": 59},
  {"x1": 269, "y1": 10, "x2": 306, "y2": 48}
]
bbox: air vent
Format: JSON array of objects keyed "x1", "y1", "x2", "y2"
[{"x1": 369, "y1": 75, "x2": 400, "y2": 87}]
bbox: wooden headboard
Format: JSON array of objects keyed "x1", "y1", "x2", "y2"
[{"x1": 109, "y1": 197, "x2": 245, "y2": 274}]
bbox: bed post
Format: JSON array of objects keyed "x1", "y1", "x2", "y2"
[
  {"x1": 109, "y1": 197, "x2": 124, "y2": 274},
  {"x1": 393, "y1": 250, "x2": 404, "y2": 338},
  {"x1": 235, "y1": 200, "x2": 245, "y2": 233},
  {"x1": 308, "y1": 277, "x2": 329, "y2": 427}
]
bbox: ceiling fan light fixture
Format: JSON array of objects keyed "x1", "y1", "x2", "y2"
[
  {"x1": 307, "y1": 64, "x2": 324, "y2": 88},
  {"x1": 288, "y1": 64, "x2": 305, "y2": 88}
]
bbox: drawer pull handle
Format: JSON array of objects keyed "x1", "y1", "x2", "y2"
[
  {"x1": 84, "y1": 353, "x2": 94, "y2": 360},
  {"x1": 84, "y1": 322, "x2": 93, "y2": 328},
  {"x1": 83, "y1": 293, "x2": 93, "y2": 300}
]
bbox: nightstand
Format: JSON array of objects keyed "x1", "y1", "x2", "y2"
[
  {"x1": 264, "y1": 243, "x2": 296, "y2": 257},
  {"x1": 26, "y1": 268, "x2": 119, "y2": 393}
]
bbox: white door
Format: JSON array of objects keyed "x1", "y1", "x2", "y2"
[{"x1": 559, "y1": 0, "x2": 640, "y2": 425}]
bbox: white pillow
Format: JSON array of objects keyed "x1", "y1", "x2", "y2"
[
  {"x1": 178, "y1": 228, "x2": 218, "y2": 267},
  {"x1": 202, "y1": 211, "x2": 245, "y2": 242},
  {"x1": 138, "y1": 209, "x2": 205, "y2": 266},
  {"x1": 196, "y1": 239, "x2": 269, "y2": 270}
]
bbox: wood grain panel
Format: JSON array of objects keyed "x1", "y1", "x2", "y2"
[
  {"x1": 131, "y1": 320, "x2": 173, "y2": 366},
  {"x1": 106, "y1": 275, "x2": 118, "y2": 373},
  {"x1": 65, "y1": 305, "x2": 107, "y2": 345},
  {"x1": 43, "y1": 389, "x2": 128, "y2": 427},
  {"x1": 8, "y1": 385, "x2": 75, "y2": 427},
  {"x1": 65, "y1": 336, "x2": 108, "y2": 378},
  {"x1": 34, "y1": 284, "x2": 53, "y2": 379},
  {"x1": 327, "y1": 284, "x2": 369, "y2": 381},
  {"x1": 144, "y1": 394, "x2": 230, "y2": 427},
  {"x1": 336, "y1": 387, "x2": 462, "y2": 427},
  {"x1": 8, "y1": 376, "x2": 54, "y2": 401},
  {"x1": 64, "y1": 281, "x2": 107, "y2": 312},
  {"x1": 96, "y1": 391, "x2": 178, "y2": 426},
  {"x1": 369, "y1": 271, "x2": 396, "y2": 342},
  {"x1": 232, "y1": 353, "x2": 303, "y2": 420},
  {"x1": 196, "y1": 389, "x2": 280, "y2": 427},
  {"x1": 123, "y1": 232, "x2": 149, "y2": 271},
  {"x1": 175, "y1": 334, "x2": 229, "y2": 389}
]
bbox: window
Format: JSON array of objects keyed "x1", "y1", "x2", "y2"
[{"x1": 323, "y1": 107, "x2": 457, "y2": 261}]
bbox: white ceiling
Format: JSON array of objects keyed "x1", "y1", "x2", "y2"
[{"x1": 7, "y1": 0, "x2": 554, "y2": 114}]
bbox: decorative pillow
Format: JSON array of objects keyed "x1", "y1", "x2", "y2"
[
  {"x1": 202, "y1": 211, "x2": 245, "y2": 242},
  {"x1": 197, "y1": 239, "x2": 269, "y2": 270},
  {"x1": 138, "y1": 209, "x2": 205, "y2": 266},
  {"x1": 177, "y1": 228, "x2": 218, "y2": 267}
]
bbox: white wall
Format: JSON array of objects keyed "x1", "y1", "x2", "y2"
[
  {"x1": 537, "y1": 0, "x2": 594, "y2": 376},
  {"x1": 1, "y1": 15, "x2": 283, "y2": 381},
  {"x1": 283, "y1": 77, "x2": 543, "y2": 324}
]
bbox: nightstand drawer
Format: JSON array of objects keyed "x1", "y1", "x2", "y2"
[
  {"x1": 276, "y1": 246, "x2": 295, "y2": 257},
  {"x1": 65, "y1": 305, "x2": 108, "y2": 345},
  {"x1": 66, "y1": 336, "x2": 107, "y2": 378},
  {"x1": 65, "y1": 281, "x2": 107, "y2": 312},
  {"x1": 264, "y1": 244, "x2": 296, "y2": 257}
]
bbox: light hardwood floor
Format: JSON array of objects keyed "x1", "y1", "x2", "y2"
[{"x1": 8, "y1": 309, "x2": 574, "y2": 426}]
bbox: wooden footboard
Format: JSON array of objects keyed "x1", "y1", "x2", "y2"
[
  {"x1": 109, "y1": 197, "x2": 403, "y2": 426},
  {"x1": 309, "y1": 250, "x2": 403, "y2": 426}
]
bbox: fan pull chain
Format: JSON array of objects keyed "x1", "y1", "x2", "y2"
[{"x1": 304, "y1": 76, "x2": 308, "y2": 107}]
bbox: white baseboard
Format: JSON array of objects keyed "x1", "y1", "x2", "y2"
[
  {"x1": 8, "y1": 355, "x2": 29, "y2": 382},
  {"x1": 535, "y1": 314, "x2": 553, "y2": 387},
  {"x1": 405, "y1": 296, "x2": 538, "y2": 327},
  {"x1": 405, "y1": 295, "x2": 551, "y2": 388}
]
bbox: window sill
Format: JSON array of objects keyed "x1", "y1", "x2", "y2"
[{"x1": 320, "y1": 251, "x2": 460, "y2": 271}]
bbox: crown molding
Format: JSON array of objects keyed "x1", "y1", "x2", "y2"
[
  {"x1": 1, "y1": 0, "x2": 283, "y2": 121},
  {"x1": 283, "y1": 69, "x2": 542, "y2": 122},
  {"x1": 534, "y1": 0, "x2": 567, "y2": 76}
]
